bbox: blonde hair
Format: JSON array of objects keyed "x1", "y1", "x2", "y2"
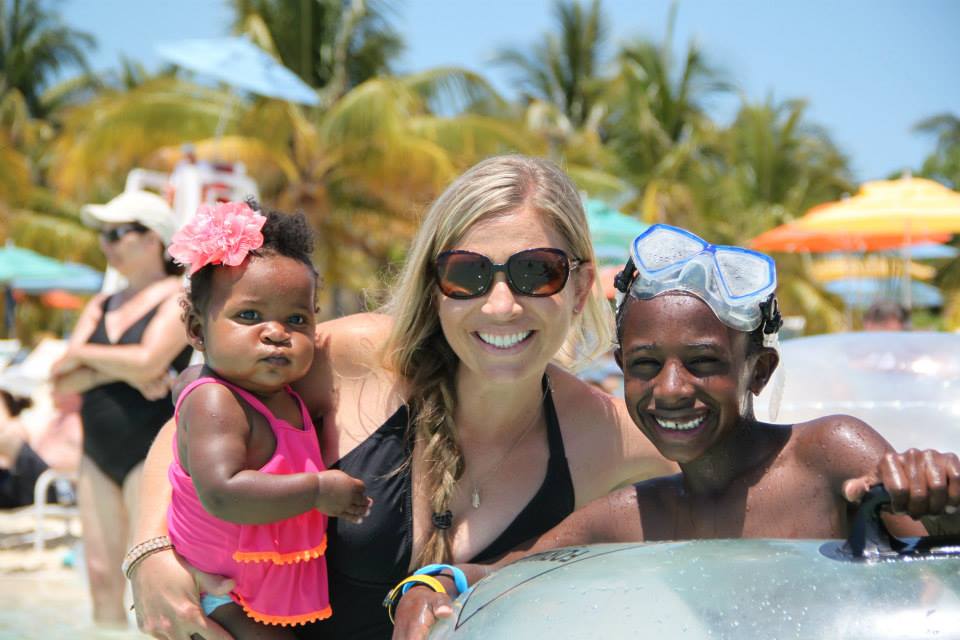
[{"x1": 382, "y1": 155, "x2": 612, "y2": 564}]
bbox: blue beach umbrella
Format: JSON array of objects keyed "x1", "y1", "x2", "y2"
[
  {"x1": 824, "y1": 277, "x2": 943, "y2": 309},
  {"x1": 156, "y1": 37, "x2": 320, "y2": 106},
  {"x1": 892, "y1": 242, "x2": 960, "y2": 260}
]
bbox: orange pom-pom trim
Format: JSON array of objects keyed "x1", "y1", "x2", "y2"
[
  {"x1": 232, "y1": 535, "x2": 327, "y2": 565},
  {"x1": 235, "y1": 593, "x2": 332, "y2": 627}
]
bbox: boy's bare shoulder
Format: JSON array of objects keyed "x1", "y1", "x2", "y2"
[{"x1": 788, "y1": 414, "x2": 893, "y2": 483}]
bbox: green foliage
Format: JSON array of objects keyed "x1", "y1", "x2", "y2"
[
  {"x1": 494, "y1": 0, "x2": 608, "y2": 129},
  {"x1": 0, "y1": 0, "x2": 95, "y2": 118},
  {"x1": 7, "y1": 0, "x2": 954, "y2": 336},
  {"x1": 697, "y1": 98, "x2": 853, "y2": 243},
  {"x1": 229, "y1": 0, "x2": 402, "y2": 95},
  {"x1": 914, "y1": 113, "x2": 960, "y2": 189}
]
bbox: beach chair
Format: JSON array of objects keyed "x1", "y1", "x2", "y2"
[{"x1": 32, "y1": 468, "x2": 79, "y2": 552}]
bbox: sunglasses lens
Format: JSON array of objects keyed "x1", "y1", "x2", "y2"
[
  {"x1": 507, "y1": 249, "x2": 569, "y2": 296},
  {"x1": 436, "y1": 252, "x2": 493, "y2": 298},
  {"x1": 100, "y1": 223, "x2": 146, "y2": 244}
]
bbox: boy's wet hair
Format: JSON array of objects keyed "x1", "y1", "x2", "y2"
[{"x1": 184, "y1": 200, "x2": 317, "y2": 317}]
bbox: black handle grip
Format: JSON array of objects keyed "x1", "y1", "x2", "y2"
[{"x1": 846, "y1": 484, "x2": 895, "y2": 558}]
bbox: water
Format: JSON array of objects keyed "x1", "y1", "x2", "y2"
[{"x1": 0, "y1": 555, "x2": 146, "y2": 639}]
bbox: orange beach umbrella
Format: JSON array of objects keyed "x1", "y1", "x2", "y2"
[{"x1": 749, "y1": 221, "x2": 948, "y2": 253}]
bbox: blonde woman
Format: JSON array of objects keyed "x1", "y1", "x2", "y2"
[{"x1": 129, "y1": 156, "x2": 676, "y2": 640}]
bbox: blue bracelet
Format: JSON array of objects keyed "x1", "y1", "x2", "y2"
[{"x1": 401, "y1": 563, "x2": 469, "y2": 596}]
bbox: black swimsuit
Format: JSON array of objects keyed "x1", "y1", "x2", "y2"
[
  {"x1": 297, "y1": 376, "x2": 575, "y2": 640},
  {"x1": 80, "y1": 297, "x2": 192, "y2": 486}
]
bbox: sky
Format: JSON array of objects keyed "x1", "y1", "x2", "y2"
[{"x1": 60, "y1": 0, "x2": 960, "y2": 182}]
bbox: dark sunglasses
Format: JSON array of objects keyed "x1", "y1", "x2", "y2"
[
  {"x1": 100, "y1": 222, "x2": 149, "y2": 244},
  {"x1": 435, "y1": 248, "x2": 584, "y2": 299}
]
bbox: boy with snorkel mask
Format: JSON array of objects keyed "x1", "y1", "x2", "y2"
[{"x1": 390, "y1": 225, "x2": 960, "y2": 639}]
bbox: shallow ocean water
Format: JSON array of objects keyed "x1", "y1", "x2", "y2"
[{"x1": 0, "y1": 511, "x2": 144, "y2": 640}]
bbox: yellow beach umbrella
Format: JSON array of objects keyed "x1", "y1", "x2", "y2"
[
  {"x1": 810, "y1": 255, "x2": 936, "y2": 283},
  {"x1": 795, "y1": 176, "x2": 960, "y2": 235}
]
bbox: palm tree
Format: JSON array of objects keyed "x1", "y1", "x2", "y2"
[
  {"x1": 601, "y1": 6, "x2": 730, "y2": 225},
  {"x1": 693, "y1": 97, "x2": 853, "y2": 334},
  {"x1": 44, "y1": 65, "x2": 529, "y2": 308},
  {"x1": 700, "y1": 98, "x2": 852, "y2": 243},
  {"x1": 915, "y1": 113, "x2": 960, "y2": 328},
  {"x1": 0, "y1": 0, "x2": 95, "y2": 119},
  {"x1": 914, "y1": 112, "x2": 960, "y2": 189},
  {"x1": 229, "y1": 0, "x2": 402, "y2": 105},
  {"x1": 0, "y1": 90, "x2": 33, "y2": 209},
  {"x1": 47, "y1": 76, "x2": 238, "y2": 201},
  {"x1": 494, "y1": 0, "x2": 608, "y2": 131}
]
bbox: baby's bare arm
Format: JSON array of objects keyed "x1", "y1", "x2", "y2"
[{"x1": 182, "y1": 384, "x2": 325, "y2": 524}]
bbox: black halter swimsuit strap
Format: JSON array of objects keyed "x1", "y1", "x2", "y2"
[
  {"x1": 470, "y1": 373, "x2": 576, "y2": 563},
  {"x1": 301, "y1": 377, "x2": 576, "y2": 640}
]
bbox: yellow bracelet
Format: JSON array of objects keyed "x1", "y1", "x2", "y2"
[{"x1": 383, "y1": 574, "x2": 447, "y2": 624}]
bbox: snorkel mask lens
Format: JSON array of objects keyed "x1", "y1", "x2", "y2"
[{"x1": 626, "y1": 224, "x2": 777, "y2": 333}]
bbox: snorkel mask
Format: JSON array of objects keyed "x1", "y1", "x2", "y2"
[{"x1": 613, "y1": 224, "x2": 783, "y2": 347}]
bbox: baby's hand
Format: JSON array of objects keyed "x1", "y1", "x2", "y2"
[{"x1": 315, "y1": 470, "x2": 372, "y2": 524}]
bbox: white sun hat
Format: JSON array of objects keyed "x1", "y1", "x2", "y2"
[{"x1": 81, "y1": 190, "x2": 176, "y2": 245}]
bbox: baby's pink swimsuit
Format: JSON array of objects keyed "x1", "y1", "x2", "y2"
[{"x1": 168, "y1": 377, "x2": 331, "y2": 626}]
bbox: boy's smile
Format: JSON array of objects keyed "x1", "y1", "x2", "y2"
[{"x1": 616, "y1": 293, "x2": 758, "y2": 464}]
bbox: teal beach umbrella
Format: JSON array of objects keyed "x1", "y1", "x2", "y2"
[
  {"x1": 0, "y1": 243, "x2": 71, "y2": 282},
  {"x1": 12, "y1": 262, "x2": 103, "y2": 294},
  {"x1": 584, "y1": 199, "x2": 648, "y2": 266}
]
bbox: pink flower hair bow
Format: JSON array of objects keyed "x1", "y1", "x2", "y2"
[{"x1": 168, "y1": 201, "x2": 267, "y2": 275}]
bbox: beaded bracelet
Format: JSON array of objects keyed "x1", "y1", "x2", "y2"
[
  {"x1": 121, "y1": 535, "x2": 174, "y2": 580},
  {"x1": 383, "y1": 574, "x2": 447, "y2": 624}
]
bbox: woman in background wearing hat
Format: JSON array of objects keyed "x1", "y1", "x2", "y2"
[{"x1": 51, "y1": 190, "x2": 193, "y2": 627}]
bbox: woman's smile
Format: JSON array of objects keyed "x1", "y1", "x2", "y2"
[{"x1": 474, "y1": 330, "x2": 534, "y2": 350}]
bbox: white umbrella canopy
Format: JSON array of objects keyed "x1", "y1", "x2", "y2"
[{"x1": 156, "y1": 37, "x2": 320, "y2": 106}]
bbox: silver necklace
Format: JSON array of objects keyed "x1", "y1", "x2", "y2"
[{"x1": 464, "y1": 392, "x2": 546, "y2": 509}]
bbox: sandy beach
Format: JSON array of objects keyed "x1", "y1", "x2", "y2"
[{"x1": 0, "y1": 506, "x2": 147, "y2": 639}]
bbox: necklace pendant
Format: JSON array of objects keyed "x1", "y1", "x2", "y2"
[{"x1": 471, "y1": 487, "x2": 481, "y2": 509}]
